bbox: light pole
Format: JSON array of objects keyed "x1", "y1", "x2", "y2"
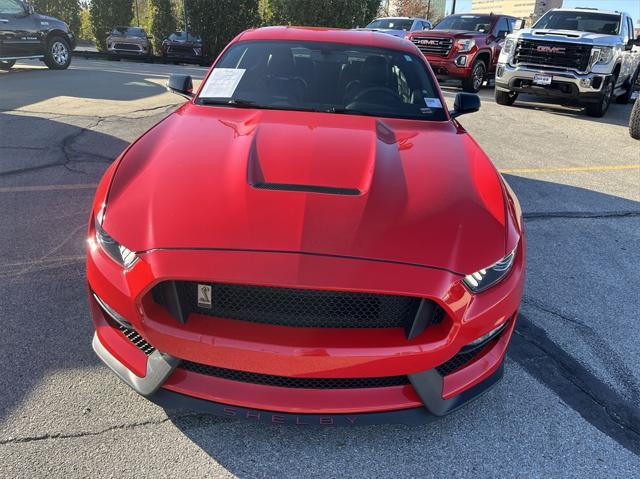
[
  {"x1": 451, "y1": 0, "x2": 457, "y2": 14},
  {"x1": 135, "y1": 0, "x2": 140, "y2": 26}
]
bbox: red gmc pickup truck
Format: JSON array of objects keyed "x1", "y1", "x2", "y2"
[{"x1": 407, "y1": 13, "x2": 522, "y2": 92}]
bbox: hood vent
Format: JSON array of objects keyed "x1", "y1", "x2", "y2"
[{"x1": 252, "y1": 182, "x2": 360, "y2": 196}]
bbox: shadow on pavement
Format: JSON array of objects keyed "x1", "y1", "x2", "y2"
[{"x1": 0, "y1": 60, "x2": 169, "y2": 111}]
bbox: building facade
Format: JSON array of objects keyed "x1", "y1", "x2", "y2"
[{"x1": 471, "y1": 0, "x2": 563, "y2": 21}]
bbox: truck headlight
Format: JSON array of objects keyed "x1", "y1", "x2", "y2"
[
  {"x1": 463, "y1": 247, "x2": 517, "y2": 293},
  {"x1": 498, "y1": 38, "x2": 516, "y2": 64},
  {"x1": 590, "y1": 47, "x2": 613, "y2": 68},
  {"x1": 93, "y1": 218, "x2": 138, "y2": 269},
  {"x1": 455, "y1": 39, "x2": 476, "y2": 53}
]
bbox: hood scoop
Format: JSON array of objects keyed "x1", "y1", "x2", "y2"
[{"x1": 252, "y1": 182, "x2": 360, "y2": 196}]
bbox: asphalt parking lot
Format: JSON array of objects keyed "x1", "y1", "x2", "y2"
[{"x1": 1, "y1": 57, "x2": 639, "y2": 478}]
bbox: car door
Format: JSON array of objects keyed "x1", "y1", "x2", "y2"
[{"x1": 0, "y1": 0, "x2": 41, "y2": 57}]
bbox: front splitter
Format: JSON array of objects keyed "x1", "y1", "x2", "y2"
[{"x1": 148, "y1": 363, "x2": 504, "y2": 426}]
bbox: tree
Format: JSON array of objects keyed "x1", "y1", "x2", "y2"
[
  {"x1": 31, "y1": 0, "x2": 81, "y2": 36},
  {"x1": 147, "y1": 0, "x2": 176, "y2": 51},
  {"x1": 268, "y1": 0, "x2": 379, "y2": 29},
  {"x1": 186, "y1": 0, "x2": 259, "y2": 58},
  {"x1": 89, "y1": 0, "x2": 134, "y2": 51}
]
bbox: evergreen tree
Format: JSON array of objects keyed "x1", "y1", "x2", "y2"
[
  {"x1": 31, "y1": 0, "x2": 81, "y2": 36},
  {"x1": 267, "y1": 0, "x2": 380, "y2": 29},
  {"x1": 147, "y1": 0, "x2": 176, "y2": 51}
]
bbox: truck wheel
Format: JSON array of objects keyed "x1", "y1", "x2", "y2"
[
  {"x1": 44, "y1": 36, "x2": 72, "y2": 70},
  {"x1": 495, "y1": 89, "x2": 518, "y2": 106},
  {"x1": 462, "y1": 59, "x2": 486, "y2": 93},
  {"x1": 616, "y1": 67, "x2": 639, "y2": 104},
  {"x1": 630, "y1": 100, "x2": 640, "y2": 140},
  {"x1": 585, "y1": 77, "x2": 614, "y2": 117},
  {"x1": 0, "y1": 60, "x2": 16, "y2": 71}
]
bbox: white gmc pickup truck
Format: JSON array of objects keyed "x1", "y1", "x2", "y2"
[{"x1": 495, "y1": 7, "x2": 640, "y2": 117}]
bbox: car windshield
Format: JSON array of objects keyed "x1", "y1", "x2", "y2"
[
  {"x1": 366, "y1": 19, "x2": 415, "y2": 31},
  {"x1": 433, "y1": 15, "x2": 494, "y2": 32},
  {"x1": 169, "y1": 32, "x2": 202, "y2": 42},
  {"x1": 533, "y1": 11, "x2": 620, "y2": 35},
  {"x1": 197, "y1": 40, "x2": 446, "y2": 121},
  {"x1": 112, "y1": 27, "x2": 146, "y2": 37}
]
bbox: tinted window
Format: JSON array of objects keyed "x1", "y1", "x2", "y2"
[
  {"x1": 112, "y1": 27, "x2": 146, "y2": 37},
  {"x1": 198, "y1": 40, "x2": 446, "y2": 121},
  {"x1": 534, "y1": 11, "x2": 620, "y2": 35},
  {"x1": 434, "y1": 15, "x2": 495, "y2": 32},
  {"x1": 0, "y1": 0, "x2": 24, "y2": 15},
  {"x1": 169, "y1": 32, "x2": 202, "y2": 42},
  {"x1": 367, "y1": 19, "x2": 415, "y2": 31}
]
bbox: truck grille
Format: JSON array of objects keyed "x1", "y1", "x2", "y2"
[
  {"x1": 411, "y1": 37, "x2": 453, "y2": 57},
  {"x1": 153, "y1": 281, "x2": 445, "y2": 330},
  {"x1": 514, "y1": 39, "x2": 592, "y2": 72}
]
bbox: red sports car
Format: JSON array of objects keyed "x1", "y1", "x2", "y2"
[{"x1": 87, "y1": 27, "x2": 525, "y2": 425}]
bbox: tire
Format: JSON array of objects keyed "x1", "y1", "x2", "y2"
[
  {"x1": 462, "y1": 59, "x2": 486, "y2": 93},
  {"x1": 630, "y1": 99, "x2": 640, "y2": 140},
  {"x1": 616, "y1": 66, "x2": 639, "y2": 105},
  {"x1": 43, "y1": 36, "x2": 71, "y2": 70},
  {"x1": 495, "y1": 89, "x2": 518, "y2": 106},
  {"x1": 585, "y1": 76, "x2": 614, "y2": 117},
  {"x1": 0, "y1": 60, "x2": 16, "y2": 71}
]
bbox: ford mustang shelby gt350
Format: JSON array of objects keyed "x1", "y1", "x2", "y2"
[{"x1": 87, "y1": 26, "x2": 525, "y2": 425}]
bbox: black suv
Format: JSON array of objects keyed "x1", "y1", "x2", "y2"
[{"x1": 0, "y1": 0, "x2": 75, "y2": 71}]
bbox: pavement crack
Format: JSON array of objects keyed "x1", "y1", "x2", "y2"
[
  {"x1": 0, "y1": 413, "x2": 206, "y2": 446},
  {"x1": 521, "y1": 296, "x2": 591, "y2": 329},
  {"x1": 523, "y1": 211, "x2": 640, "y2": 221}
]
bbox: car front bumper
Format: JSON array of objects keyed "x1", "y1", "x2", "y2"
[
  {"x1": 495, "y1": 63, "x2": 608, "y2": 102},
  {"x1": 87, "y1": 230, "x2": 524, "y2": 423}
]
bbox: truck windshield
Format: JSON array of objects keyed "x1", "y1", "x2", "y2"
[
  {"x1": 197, "y1": 40, "x2": 447, "y2": 121},
  {"x1": 367, "y1": 19, "x2": 414, "y2": 31},
  {"x1": 533, "y1": 11, "x2": 620, "y2": 35},
  {"x1": 433, "y1": 15, "x2": 494, "y2": 33}
]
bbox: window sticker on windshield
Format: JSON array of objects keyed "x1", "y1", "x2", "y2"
[
  {"x1": 404, "y1": 55, "x2": 413, "y2": 62},
  {"x1": 200, "y1": 68, "x2": 246, "y2": 98},
  {"x1": 424, "y1": 97, "x2": 443, "y2": 108}
]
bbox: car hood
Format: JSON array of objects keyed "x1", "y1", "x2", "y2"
[
  {"x1": 518, "y1": 28, "x2": 620, "y2": 46},
  {"x1": 412, "y1": 30, "x2": 485, "y2": 39},
  {"x1": 107, "y1": 35, "x2": 147, "y2": 44},
  {"x1": 104, "y1": 105, "x2": 508, "y2": 275}
]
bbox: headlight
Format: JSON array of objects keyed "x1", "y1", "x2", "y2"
[
  {"x1": 455, "y1": 39, "x2": 476, "y2": 53},
  {"x1": 463, "y1": 247, "x2": 516, "y2": 293},
  {"x1": 94, "y1": 218, "x2": 138, "y2": 269},
  {"x1": 595, "y1": 46, "x2": 613, "y2": 64},
  {"x1": 498, "y1": 38, "x2": 516, "y2": 64}
]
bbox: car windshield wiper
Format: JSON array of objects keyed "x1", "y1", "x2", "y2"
[
  {"x1": 199, "y1": 98, "x2": 261, "y2": 108},
  {"x1": 326, "y1": 107, "x2": 376, "y2": 116}
]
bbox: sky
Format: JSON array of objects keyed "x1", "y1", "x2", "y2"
[{"x1": 444, "y1": 0, "x2": 640, "y2": 24}]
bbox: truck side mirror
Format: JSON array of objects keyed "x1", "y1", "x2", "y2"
[
  {"x1": 451, "y1": 93, "x2": 480, "y2": 118},
  {"x1": 496, "y1": 30, "x2": 508, "y2": 40},
  {"x1": 167, "y1": 74, "x2": 194, "y2": 99}
]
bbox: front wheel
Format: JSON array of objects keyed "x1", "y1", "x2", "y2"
[
  {"x1": 462, "y1": 60, "x2": 486, "y2": 93},
  {"x1": 630, "y1": 100, "x2": 640, "y2": 140},
  {"x1": 44, "y1": 36, "x2": 71, "y2": 70},
  {"x1": 0, "y1": 60, "x2": 16, "y2": 71},
  {"x1": 585, "y1": 76, "x2": 614, "y2": 117},
  {"x1": 495, "y1": 89, "x2": 518, "y2": 106}
]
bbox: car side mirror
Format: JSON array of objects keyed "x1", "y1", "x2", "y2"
[
  {"x1": 423, "y1": 25, "x2": 430, "y2": 31},
  {"x1": 496, "y1": 30, "x2": 507, "y2": 40},
  {"x1": 167, "y1": 74, "x2": 194, "y2": 99},
  {"x1": 451, "y1": 92, "x2": 480, "y2": 118}
]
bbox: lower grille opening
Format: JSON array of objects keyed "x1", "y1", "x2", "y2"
[
  {"x1": 436, "y1": 347, "x2": 484, "y2": 376},
  {"x1": 179, "y1": 361, "x2": 410, "y2": 389},
  {"x1": 99, "y1": 304, "x2": 156, "y2": 356}
]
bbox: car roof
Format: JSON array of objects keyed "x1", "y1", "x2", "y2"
[
  {"x1": 237, "y1": 26, "x2": 418, "y2": 54},
  {"x1": 551, "y1": 8, "x2": 622, "y2": 16}
]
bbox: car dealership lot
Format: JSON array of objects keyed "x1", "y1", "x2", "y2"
[{"x1": 0, "y1": 58, "x2": 638, "y2": 478}]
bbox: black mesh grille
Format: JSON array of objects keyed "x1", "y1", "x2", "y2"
[
  {"x1": 514, "y1": 39, "x2": 592, "y2": 71},
  {"x1": 436, "y1": 348, "x2": 483, "y2": 376},
  {"x1": 118, "y1": 325, "x2": 156, "y2": 355},
  {"x1": 179, "y1": 361, "x2": 410, "y2": 389},
  {"x1": 162, "y1": 281, "x2": 432, "y2": 329}
]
